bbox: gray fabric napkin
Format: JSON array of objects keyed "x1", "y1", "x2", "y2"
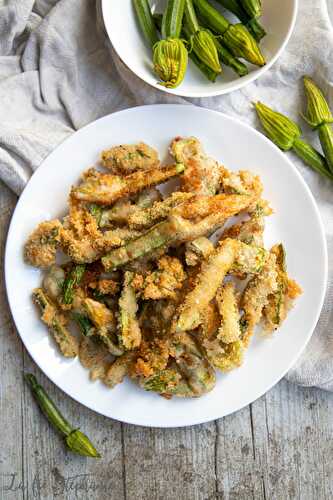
[{"x1": 0, "y1": 0, "x2": 332, "y2": 390}]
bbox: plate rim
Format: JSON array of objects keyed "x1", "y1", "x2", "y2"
[
  {"x1": 101, "y1": 0, "x2": 299, "y2": 98},
  {"x1": 5, "y1": 104, "x2": 328, "y2": 428}
]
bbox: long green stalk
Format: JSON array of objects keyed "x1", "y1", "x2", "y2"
[
  {"x1": 133, "y1": 0, "x2": 159, "y2": 47},
  {"x1": 215, "y1": 0, "x2": 266, "y2": 41},
  {"x1": 25, "y1": 374, "x2": 101, "y2": 458},
  {"x1": 184, "y1": 0, "x2": 221, "y2": 73},
  {"x1": 303, "y1": 76, "x2": 333, "y2": 174},
  {"x1": 62, "y1": 264, "x2": 86, "y2": 305},
  {"x1": 155, "y1": 13, "x2": 219, "y2": 81},
  {"x1": 293, "y1": 138, "x2": 333, "y2": 180},
  {"x1": 133, "y1": 0, "x2": 188, "y2": 88},
  {"x1": 213, "y1": 38, "x2": 248, "y2": 77},
  {"x1": 193, "y1": 0, "x2": 265, "y2": 66},
  {"x1": 255, "y1": 101, "x2": 333, "y2": 181}
]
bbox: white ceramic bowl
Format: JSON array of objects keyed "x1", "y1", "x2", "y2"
[
  {"x1": 5, "y1": 105, "x2": 327, "y2": 427},
  {"x1": 102, "y1": 0, "x2": 298, "y2": 98}
]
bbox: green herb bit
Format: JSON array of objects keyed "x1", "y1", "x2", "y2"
[{"x1": 62, "y1": 264, "x2": 86, "y2": 305}]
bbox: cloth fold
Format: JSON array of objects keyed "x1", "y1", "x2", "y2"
[{"x1": 0, "y1": 0, "x2": 332, "y2": 390}]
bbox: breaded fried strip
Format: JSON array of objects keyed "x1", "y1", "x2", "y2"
[
  {"x1": 175, "y1": 239, "x2": 238, "y2": 332},
  {"x1": 101, "y1": 143, "x2": 160, "y2": 174},
  {"x1": 102, "y1": 213, "x2": 222, "y2": 271},
  {"x1": 221, "y1": 199, "x2": 272, "y2": 247},
  {"x1": 118, "y1": 272, "x2": 141, "y2": 350},
  {"x1": 128, "y1": 192, "x2": 193, "y2": 229},
  {"x1": 132, "y1": 339, "x2": 170, "y2": 379},
  {"x1": 185, "y1": 237, "x2": 215, "y2": 266},
  {"x1": 216, "y1": 282, "x2": 241, "y2": 344},
  {"x1": 170, "y1": 137, "x2": 220, "y2": 195},
  {"x1": 102, "y1": 218, "x2": 180, "y2": 270},
  {"x1": 103, "y1": 352, "x2": 137, "y2": 389},
  {"x1": 171, "y1": 332, "x2": 216, "y2": 396},
  {"x1": 231, "y1": 241, "x2": 267, "y2": 275},
  {"x1": 173, "y1": 193, "x2": 254, "y2": 220},
  {"x1": 132, "y1": 256, "x2": 186, "y2": 301},
  {"x1": 24, "y1": 220, "x2": 62, "y2": 268},
  {"x1": 102, "y1": 194, "x2": 252, "y2": 270},
  {"x1": 32, "y1": 288, "x2": 78, "y2": 358},
  {"x1": 203, "y1": 338, "x2": 244, "y2": 373},
  {"x1": 99, "y1": 189, "x2": 162, "y2": 228},
  {"x1": 220, "y1": 169, "x2": 263, "y2": 198},
  {"x1": 61, "y1": 205, "x2": 142, "y2": 264},
  {"x1": 262, "y1": 244, "x2": 302, "y2": 333},
  {"x1": 82, "y1": 298, "x2": 123, "y2": 356},
  {"x1": 79, "y1": 337, "x2": 110, "y2": 381},
  {"x1": 71, "y1": 164, "x2": 184, "y2": 205},
  {"x1": 136, "y1": 187, "x2": 162, "y2": 208},
  {"x1": 241, "y1": 253, "x2": 279, "y2": 346}
]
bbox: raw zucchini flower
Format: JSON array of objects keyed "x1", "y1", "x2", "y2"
[
  {"x1": 191, "y1": 29, "x2": 221, "y2": 73},
  {"x1": 223, "y1": 24, "x2": 265, "y2": 67},
  {"x1": 153, "y1": 38, "x2": 188, "y2": 88}
]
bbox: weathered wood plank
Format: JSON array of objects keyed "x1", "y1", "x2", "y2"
[
  {"x1": 122, "y1": 422, "x2": 217, "y2": 500},
  {"x1": 251, "y1": 379, "x2": 333, "y2": 500},
  {"x1": 0, "y1": 184, "x2": 24, "y2": 500},
  {"x1": 22, "y1": 353, "x2": 125, "y2": 500},
  {"x1": 215, "y1": 405, "x2": 265, "y2": 500}
]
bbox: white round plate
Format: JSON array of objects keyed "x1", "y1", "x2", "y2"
[
  {"x1": 102, "y1": 0, "x2": 298, "y2": 98},
  {"x1": 5, "y1": 105, "x2": 327, "y2": 428}
]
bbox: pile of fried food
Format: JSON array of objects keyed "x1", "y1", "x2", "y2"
[{"x1": 24, "y1": 137, "x2": 302, "y2": 398}]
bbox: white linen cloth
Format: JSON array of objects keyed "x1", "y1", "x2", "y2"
[{"x1": 0, "y1": 0, "x2": 332, "y2": 390}]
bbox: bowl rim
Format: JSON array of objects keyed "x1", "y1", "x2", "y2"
[{"x1": 101, "y1": 0, "x2": 299, "y2": 98}]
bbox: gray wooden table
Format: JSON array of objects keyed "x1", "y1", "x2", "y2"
[{"x1": 0, "y1": 181, "x2": 332, "y2": 500}]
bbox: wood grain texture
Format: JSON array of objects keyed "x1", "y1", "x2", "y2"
[{"x1": 0, "y1": 181, "x2": 332, "y2": 500}]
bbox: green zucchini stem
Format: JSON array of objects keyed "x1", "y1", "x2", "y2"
[
  {"x1": 25, "y1": 374, "x2": 101, "y2": 458},
  {"x1": 293, "y1": 138, "x2": 333, "y2": 180}
]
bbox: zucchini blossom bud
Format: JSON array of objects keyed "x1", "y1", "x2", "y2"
[
  {"x1": 303, "y1": 76, "x2": 333, "y2": 128},
  {"x1": 223, "y1": 24, "x2": 265, "y2": 67},
  {"x1": 192, "y1": 29, "x2": 221, "y2": 73},
  {"x1": 254, "y1": 101, "x2": 301, "y2": 150},
  {"x1": 153, "y1": 38, "x2": 188, "y2": 88},
  {"x1": 303, "y1": 76, "x2": 333, "y2": 173},
  {"x1": 66, "y1": 430, "x2": 101, "y2": 458},
  {"x1": 242, "y1": 0, "x2": 262, "y2": 19},
  {"x1": 255, "y1": 101, "x2": 333, "y2": 180}
]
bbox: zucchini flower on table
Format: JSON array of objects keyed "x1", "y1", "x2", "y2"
[
  {"x1": 25, "y1": 374, "x2": 101, "y2": 458},
  {"x1": 254, "y1": 101, "x2": 333, "y2": 181},
  {"x1": 303, "y1": 76, "x2": 333, "y2": 174}
]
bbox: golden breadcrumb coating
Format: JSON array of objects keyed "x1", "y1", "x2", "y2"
[
  {"x1": 132, "y1": 256, "x2": 186, "y2": 301},
  {"x1": 170, "y1": 136, "x2": 221, "y2": 195},
  {"x1": 24, "y1": 220, "x2": 62, "y2": 268},
  {"x1": 101, "y1": 142, "x2": 160, "y2": 174},
  {"x1": 26, "y1": 136, "x2": 302, "y2": 398}
]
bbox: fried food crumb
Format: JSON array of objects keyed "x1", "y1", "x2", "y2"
[
  {"x1": 132, "y1": 256, "x2": 186, "y2": 300},
  {"x1": 24, "y1": 220, "x2": 62, "y2": 268},
  {"x1": 101, "y1": 142, "x2": 160, "y2": 174}
]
